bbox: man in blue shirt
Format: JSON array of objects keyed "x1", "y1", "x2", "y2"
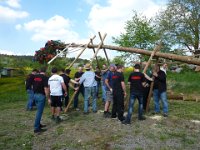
[{"x1": 79, "y1": 63, "x2": 97, "y2": 114}]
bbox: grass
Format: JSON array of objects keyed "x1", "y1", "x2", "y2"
[{"x1": 0, "y1": 70, "x2": 200, "y2": 149}]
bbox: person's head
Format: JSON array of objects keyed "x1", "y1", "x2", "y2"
[
  {"x1": 60, "y1": 68, "x2": 65, "y2": 73},
  {"x1": 78, "y1": 67, "x2": 83, "y2": 72},
  {"x1": 109, "y1": 64, "x2": 116, "y2": 72},
  {"x1": 40, "y1": 67, "x2": 46, "y2": 74},
  {"x1": 32, "y1": 69, "x2": 38, "y2": 75},
  {"x1": 84, "y1": 63, "x2": 91, "y2": 71},
  {"x1": 51, "y1": 67, "x2": 58, "y2": 74},
  {"x1": 116, "y1": 65, "x2": 124, "y2": 72},
  {"x1": 153, "y1": 64, "x2": 160, "y2": 73},
  {"x1": 65, "y1": 69, "x2": 71, "y2": 75},
  {"x1": 96, "y1": 66, "x2": 100, "y2": 72},
  {"x1": 162, "y1": 63, "x2": 168, "y2": 69},
  {"x1": 134, "y1": 64, "x2": 141, "y2": 70},
  {"x1": 102, "y1": 64, "x2": 107, "y2": 70}
]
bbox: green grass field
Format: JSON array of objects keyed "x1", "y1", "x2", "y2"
[{"x1": 0, "y1": 71, "x2": 200, "y2": 150}]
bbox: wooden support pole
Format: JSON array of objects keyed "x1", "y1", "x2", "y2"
[
  {"x1": 90, "y1": 38, "x2": 100, "y2": 69},
  {"x1": 90, "y1": 33, "x2": 107, "y2": 64},
  {"x1": 64, "y1": 89, "x2": 79, "y2": 113},
  {"x1": 68, "y1": 35, "x2": 96, "y2": 69},
  {"x1": 98, "y1": 32, "x2": 110, "y2": 65}
]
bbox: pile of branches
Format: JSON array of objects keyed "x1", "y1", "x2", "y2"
[{"x1": 34, "y1": 40, "x2": 66, "y2": 64}]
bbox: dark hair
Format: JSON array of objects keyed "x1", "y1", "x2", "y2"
[
  {"x1": 51, "y1": 67, "x2": 57, "y2": 73},
  {"x1": 134, "y1": 64, "x2": 140, "y2": 69},
  {"x1": 32, "y1": 69, "x2": 38, "y2": 72},
  {"x1": 117, "y1": 65, "x2": 123, "y2": 70},
  {"x1": 61, "y1": 68, "x2": 65, "y2": 73},
  {"x1": 65, "y1": 69, "x2": 71, "y2": 74},
  {"x1": 86, "y1": 69, "x2": 90, "y2": 71},
  {"x1": 40, "y1": 67, "x2": 46, "y2": 73}
]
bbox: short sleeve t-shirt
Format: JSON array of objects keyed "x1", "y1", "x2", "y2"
[
  {"x1": 32, "y1": 74, "x2": 48, "y2": 95},
  {"x1": 48, "y1": 74, "x2": 64, "y2": 96},
  {"x1": 112, "y1": 72, "x2": 124, "y2": 93},
  {"x1": 128, "y1": 72, "x2": 145, "y2": 94},
  {"x1": 105, "y1": 71, "x2": 114, "y2": 91}
]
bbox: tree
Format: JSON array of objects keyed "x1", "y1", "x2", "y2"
[
  {"x1": 113, "y1": 11, "x2": 159, "y2": 65},
  {"x1": 111, "y1": 56, "x2": 125, "y2": 66},
  {"x1": 155, "y1": 0, "x2": 200, "y2": 51}
]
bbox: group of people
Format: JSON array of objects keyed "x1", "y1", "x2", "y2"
[{"x1": 25, "y1": 62, "x2": 168, "y2": 133}]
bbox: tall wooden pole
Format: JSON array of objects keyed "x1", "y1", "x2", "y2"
[
  {"x1": 98, "y1": 32, "x2": 110, "y2": 65},
  {"x1": 90, "y1": 38, "x2": 100, "y2": 69},
  {"x1": 90, "y1": 33, "x2": 107, "y2": 64},
  {"x1": 68, "y1": 35, "x2": 96, "y2": 69}
]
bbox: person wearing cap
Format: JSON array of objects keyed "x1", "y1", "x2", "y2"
[
  {"x1": 111, "y1": 65, "x2": 126, "y2": 122},
  {"x1": 122, "y1": 64, "x2": 152, "y2": 124},
  {"x1": 79, "y1": 63, "x2": 97, "y2": 114},
  {"x1": 104, "y1": 64, "x2": 116, "y2": 118}
]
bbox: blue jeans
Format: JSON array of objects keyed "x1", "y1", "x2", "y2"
[
  {"x1": 153, "y1": 89, "x2": 168, "y2": 113},
  {"x1": 34, "y1": 94, "x2": 46, "y2": 130},
  {"x1": 84, "y1": 86, "x2": 97, "y2": 112},
  {"x1": 101, "y1": 83, "x2": 107, "y2": 102},
  {"x1": 126, "y1": 93, "x2": 143, "y2": 123},
  {"x1": 26, "y1": 89, "x2": 34, "y2": 110}
]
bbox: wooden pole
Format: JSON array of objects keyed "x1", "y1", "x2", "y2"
[
  {"x1": 98, "y1": 32, "x2": 110, "y2": 65},
  {"x1": 90, "y1": 33, "x2": 107, "y2": 64},
  {"x1": 68, "y1": 35, "x2": 96, "y2": 69},
  {"x1": 64, "y1": 89, "x2": 79, "y2": 113},
  {"x1": 90, "y1": 38, "x2": 100, "y2": 68},
  {"x1": 87, "y1": 44, "x2": 200, "y2": 66}
]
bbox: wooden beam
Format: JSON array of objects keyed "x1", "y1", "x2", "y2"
[
  {"x1": 90, "y1": 38, "x2": 100, "y2": 69},
  {"x1": 87, "y1": 44, "x2": 200, "y2": 66},
  {"x1": 68, "y1": 35, "x2": 96, "y2": 69}
]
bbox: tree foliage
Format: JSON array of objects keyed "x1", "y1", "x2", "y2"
[{"x1": 155, "y1": 0, "x2": 200, "y2": 51}]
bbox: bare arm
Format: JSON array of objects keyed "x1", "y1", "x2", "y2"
[
  {"x1": 144, "y1": 73, "x2": 153, "y2": 81},
  {"x1": 121, "y1": 81, "x2": 127, "y2": 97},
  {"x1": 105, "y1": 79, "x2": 112, "y2": 91},
  {"x1": 70, "y1": 79, "x2": 78, "y2": 84},
  {"x1": 61, "y1": 82, "x2": 67, "y2": 95}
]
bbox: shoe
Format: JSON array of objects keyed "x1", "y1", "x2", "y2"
[
  {"x1": 51, "y1": 115, "x2": 55, "y2": 120},
  {"x1": 119, "y1": 116, "x2": 126, "y2": 122},
  {"x1": 121, "y1": 120, "x2": 130, "y2": 125},
  {"x1": 34, "y1": 128, "x2": 47, "y2": 133},
  {"x1": 163, "y1": 113, "x2": 168, "y2": 117},
  {"x1": 111, "y1": 115, "x2": 117, "y2": 119},
  {"x1": 83, "y1": 112, "x2": 89, "y2": 115},
  {"x1": 152, "y1": 112, "x2": 160, "y2": 115},
  {"x1": 138, "y1": 116, "x2": 146, "y2": 121},
  {"x1": 75, "y1": 108, "x2": 80, "y2": 111},
  {"x1": 40, "y1": 124, "x2": 46, "y2": 128},
  {"x1": 93, "y1": 110, "x2": 97, "y2": 113},
  {"x1": 55, "y1": 116, "x2": 62, "y2": 123}
]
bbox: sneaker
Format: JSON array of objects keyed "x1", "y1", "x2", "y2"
[
  {"x1": 34, "y1": 128, "x2": 47, "y2": 133},
  {"x1": 121, "y1": 120, "x2": 130, "y2": 125},
  {"x1": 55, "y1": 116, "x2": 62, "y2": 123},
  {"x1": 75, "y1": 108, "x2": 80, "y2": 111},
  {"x1": 93, "y1": 110, "x2": 97, "y2": 113},
  {"x1": 138, "y1": 116, "x2": 146, "y2": 121},
  {"x1": 163, "y1": 113, "x2": 168, "y2": 117},
  {"x1": 40, "y1": 124, "x2": 46, "y2": 128},
  {"x1": 119, "y1": 116, "x2": 126, "y2": 122}
]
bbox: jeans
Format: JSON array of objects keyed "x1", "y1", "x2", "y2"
[
  {"x1": 96, "y1": 81, "x2": 101, "y2": 98},
  {"x1": 26, "y1": 89, "x2": 34, "y2": 110},
  {"x1": 126, "y1": 93, "x2": 143, "y2": 123},
  {"x1": 101, "y1": 83, "x2": 107, "y2": 102},
  {"x1": 84, "y1": 86, "x2": 97, "y2": 112},
  {"x1": 153, "y1": 89, "x2": 168, "y2": 113},
  {"x1": 73, "y1": 85, "x2": 84, "y2": 108},
  {"x1": 34, "y1": 93, "x2": 46, "y2": 130}
]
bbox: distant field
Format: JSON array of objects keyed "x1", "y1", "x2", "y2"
[{"x1": 0, "y1": 70, "x2": 200, "y2": 149}]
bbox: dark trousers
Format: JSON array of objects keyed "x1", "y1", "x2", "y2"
[
  {"x1": 73, "y1": 85, "x2": 84, "y2": 108},
  {"x1": 112, "y1": 91, "x2": 124, "y2": 121},
  {"x1": 143, "y1": 87, "x2": 150, "y2": 110},
  {"x1": 63, "y1": 89, "x2": 69, "y2": 107}
]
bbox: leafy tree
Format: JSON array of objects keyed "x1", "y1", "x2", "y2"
[
  {"x1": 155, "y1": 0, "x2": 200, "y2": 51},
  {"x1": 113, "y1": 11, "x2": 160, "y2": 65},
  {"x1": 111, "y1": 56, "x2": 125, "y2": 66},
  {"x1": 91, "y1": 56, "x2": 108, "y2": 69}
]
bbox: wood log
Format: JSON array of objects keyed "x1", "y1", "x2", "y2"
[{"x1": 87, "y1": 44, "x2": 200, "y2": 66}]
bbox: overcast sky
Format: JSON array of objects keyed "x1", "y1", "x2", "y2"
[{"x1": 0, "y1": 0, "x2": 167, "y2": 59}]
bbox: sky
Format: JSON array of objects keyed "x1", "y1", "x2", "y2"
[{"x1": 0, "y1": 0, "x2": 167, "y2": 59}]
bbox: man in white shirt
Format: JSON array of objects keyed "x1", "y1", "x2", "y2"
[{"x1": 48, "y1": 67, "x2": 67, "y2": 123}]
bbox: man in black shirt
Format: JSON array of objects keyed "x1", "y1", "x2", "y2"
[
  {"x1": 153, "y1": 64, "x2": 168, "y2": 117},
  {"x1": 95, "y1": 67, "x2": 101, "y2": 99},
  {"x1": 73, "y1": 67, "x2": 84, "y2": 110},
  {"x1": 123, "y1": 64, "x2": 150, "y2": 124},
  {"x1": 111, "y1": 65, "x2": 126, "y2": 121},
  {"x1": 32, "y1": 67, "x2": 49, "y2": 133},
  {"x1": 26, "y1": 69, "x2": 37, "y2": 110}
]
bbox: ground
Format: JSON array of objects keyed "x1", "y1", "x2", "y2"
[{"x1": 0, "y1": 100, "x2": 200, "y2": 150}]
